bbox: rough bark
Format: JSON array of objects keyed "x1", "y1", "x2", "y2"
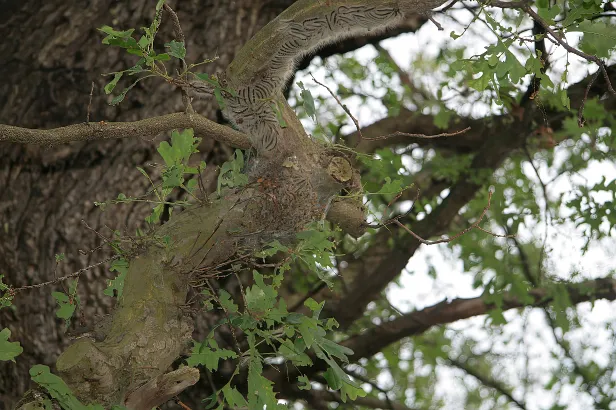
[
  {"x1": 0, "y1": 0, "x2": 285, "y2": 405},
  {"x1": 0, "y1": 0, "x2": 434, "y2": 407}
]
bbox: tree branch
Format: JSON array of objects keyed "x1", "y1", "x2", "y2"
[
  {"x1": 271, "y1": 276, "x2": 616, "y2": 401},
  {"x1": 349, "y1": 62, "x2": 616, "y2": 155},
  {"x1": 0, "y1": 112, "x2": 251, "y2": 148},
  {"x1": 124, "y1": 367, "x2": 200, "y2": 410},
  {"x1": 342, "y1": 277, "x2": 616, "y2": 361},
  {"x1": 447, "y1": 357, "x2": 528, "y2": 410},
  {"x1": 290, "y1": 388, "x2": 417, "y2": 410}
]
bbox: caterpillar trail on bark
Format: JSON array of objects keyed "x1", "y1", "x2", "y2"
[{"x1": 190, "y1": 0, "x2": 446, "y2": 155}]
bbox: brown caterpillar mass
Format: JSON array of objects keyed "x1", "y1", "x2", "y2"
[{"x1": 190, "y1": 0, "x2": 445, "y2": 155}]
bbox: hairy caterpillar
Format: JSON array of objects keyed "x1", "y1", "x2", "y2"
[{"x1": 192, "y1": 0, "x2": 446, "y2": 155}]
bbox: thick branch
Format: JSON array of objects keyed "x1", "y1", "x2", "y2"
[
  {"x1": 350, "y1": 110, "x2": 485, "y2": 153},
  {"x1": 343, "y1": 277, "x2": 616, "y2": 360},
  {"x1": 271, "y1": 277, "x2": 616, "y2": 397},
  {"x1": 124, "y1": 367, "x2": 200, "y2": 410},
  {"x1": 349, "y1": 64, "x2": 616, "y2": 155},
  {"x1": 0, "y1": 112, "x2": 251, "y2": 148},
  {"x1": 306, "y1": 389, "x2": 417, "y2": 410},
  {"x1": 280, "y1": 384, "x2": 416, "y2": 410},
  {"x1": 294, "y1": 15, "x2": 432, "y2": 72}
]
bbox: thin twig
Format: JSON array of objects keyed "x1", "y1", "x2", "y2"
[
  {"x1": 392, "y1": 191, "x2": 514, "y2": 245},
  {"x1": 11, "y1": 256, "x2": 118, "y2": 292},
  {"x1": 440, "y1": 0, "x2": 460, "y2": 12},
  {"x1": 523, "y1": 145, "x2": 552, "y2": 276},
  {"x1": 428, "y1": 16, "x2": 444, "y2": 30},
  {"x1": 577, "y1": 70, "x2": 600, "y2": 127},
  {"x1": 86, "y1": 81, "x2": 95, "y2": 124},
  {"x1": 363, "y1": 126, "x2": 472, "y2": 141},
  {"x1": 163, "y1": 4, "x2": 194, "y2": 114},
  {"x1": 342, "y1": 367, "x2": 397, "y2": 409},
  {"x1": 310, "y1": 73, "x2": 364, "y2": 141},
  {"x1": 205, "y1": 279, "x2": 243, "y2": 356},
  {"x1": 373, "y1": 44, "x2": 431, "y2": 101},
  {"x1": 81, "y1": 220, "x2": 117, "y2": 250}
]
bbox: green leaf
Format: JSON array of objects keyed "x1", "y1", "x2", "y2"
[
  {"x1": 186, "y1": 339, "x2": 237, "y2": 371},
  {"x1": 30, "y1": 365, "x2": 92, "y2": 410},
  {"x1": 152, "y1": 53, "x2": 171, "y2": 61},
  {"x1": 185, "y1": 178, "x2": 198, "y2": 193},
  {"x1": 298, "y1": 317, "x2": 318, "y2": 348},
  {"x1": 162, "y1": 165, "x2": 184, "y2": 188},
  {"x1": 0, "y1": 276, "x2": 13, "y2": 309},
  {"x1": 559, "y1": 88, "x2": 571, "y2": 110},
  {"x1": 468, "y1": 72, "x2": 490, "y2": 92},
  {"x1": 245, "y1": 271, "x2": 277, "y2": 314},
  {"x1": 376, "y1": 177, "x2": 406, "y2": 195},
  {"x1": 165, "y1": 40, "x2": 186, "y2": 59},
  {"x1": 434, "y1": 108, "x2": 452, "y2": 129},
  {"x1": 304, "y1": 298, "x2": 324, "y2": 319},
  {"x1": 318, "y1": 337, "x2": 353, "y2": 363},
  {"x1": 98, "y1": 26, "x2": 135, "y2": 38},
  {"x1": 298, "y1": 375, "x2": 312, "y2": 390},
  {"x1": 487, "y1": 308, "x2": 507, "y2": 326},
  {"x1": 103, "y1": 258, "x2": 128, "y2": 299},
  {"x1": 52, "y1": 292, "x2": 76, "y2": 321},
  {"x1": 104, "y1": 37, "x2": 139, "y2": 50},
  {"x1": 145, "y1": 203, "x2": 165, "y2": 225},
  {"x1": 214, "y1": 87, "x2": 225, "y2": 110},
  {"x1": 279, "y1": 339, "x2": 312, "y2": 366},
  {"x1": 246, "y1": 335, "x2": 283, "y2": 409},
  {"x1": 255, "y1": 240, "x2": 289, "y2": 258},
  {"x1": 323, "y1": 367, "x2": 343, "y2": 390},
  {"x1": 537, "y1": 4, "x2": 561, "y2": 23},
  {"x1": 172, "y1": 128, "x2": 198, "y2": 163},
  {"x1": 217, "y1": 150, "x2": 248, "y2": 194},
  {"x1": 222, "y1": 385, "x2": 248, "y2": 407},
  {"x1": 577, "y1": 21, "x2": 616, "y2": 58},
  {"x1": 104, "y1": 73, "x2": 123, "y2": 94},
  {"x1": 157, "y1": 141, "x2": 175, "y2": 167},
  {"x1": 109, "y1": 77, "x2": 145, "y2": 106},
  {"x1": 98, "y1": 26, "x2": 136, "y2": 47},
  {"x1": 137, "y1": 35, "x2": 150, "y2": 50},
  {"x1": 0, "y1": 328, "x2": 22, "y2": 362},
  {"x1": 297, "y1": 82, "x2": 316, "y2": 121},
  {"x1": 218, "y1": 290, "x2": 239, "y2": 313},
  {"x1": 194, "y1": 72, "x2": 220, "y2": 87},
  {"x1": 157, "y1": 129, "x2": 198, "y2": 171}
]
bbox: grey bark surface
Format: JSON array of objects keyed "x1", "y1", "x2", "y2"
[
  {"x1": 0, "y1": 1, "x2": 284, "y2": 405},
  {"x1": 0, "y1": 0, "x2": 438, "y2": 407}
]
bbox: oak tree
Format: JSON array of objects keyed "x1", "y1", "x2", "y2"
[{"x1": 1, "y1": 0, "x2": 615, "y2": 409}]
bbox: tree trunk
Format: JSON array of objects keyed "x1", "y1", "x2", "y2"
[
  {"x1": 0, "y1": 1, "x2": 288, "y2": 406},
  {"x1": 0, "y1": 0, "x2": 444, "y2": 406}
]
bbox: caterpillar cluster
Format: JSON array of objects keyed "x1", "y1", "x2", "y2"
[{"x1": 198, "y1": 1, "x2": 445, "y2": 155}]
